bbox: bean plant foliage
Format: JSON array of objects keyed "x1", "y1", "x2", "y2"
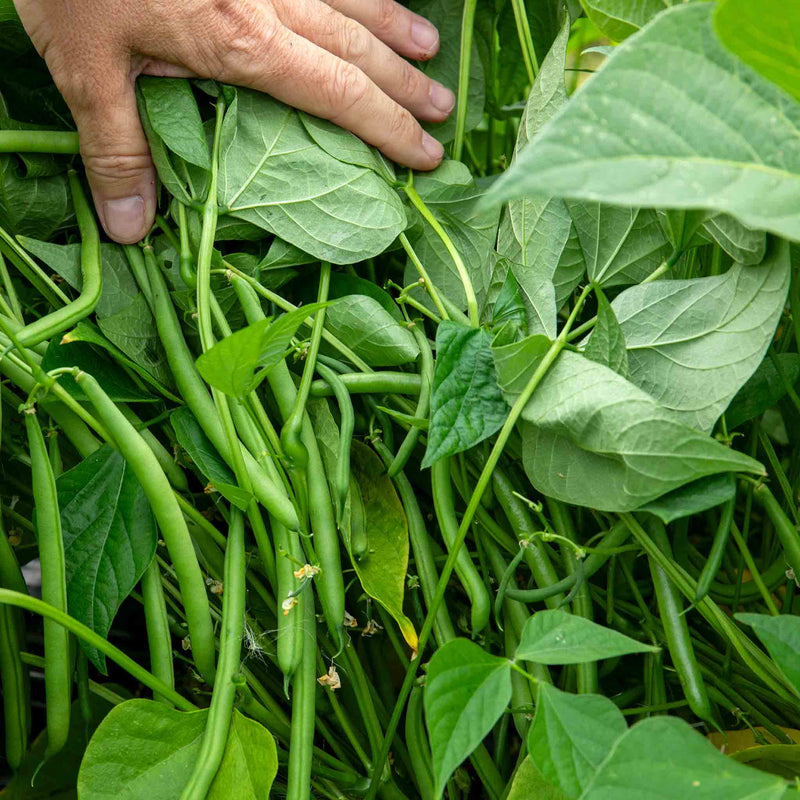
[{"x1": 2, "y1": 0, "x2": 800, "y2": 798}]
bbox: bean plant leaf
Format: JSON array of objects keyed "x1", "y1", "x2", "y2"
[
  {"x1": 138, "y1": 77, "x2": 210, "y2": 169},
  {"x1": 0, "y1": 155, "x2": 73, "y2": 238},
  {"x1": 567, "y1": 203, "x2": 669, "y2": 287},
  {"x1": 411, "y1": 0, "x2": 485, "y2": 143},
  {"x1": 583, "y1": 287, "x2": 629, "y2": 378},
  {"x1": 77, "y1": 700, "x2": 278, "y2": 799},
  {"x1": 501, "y1": 350, "x2": 765, "y2": 511},
  {"x1": 528, "y1": 683, "x2": 628, "y2": 798},
  {"x1": 508, "y1": 757, "x2": 569, "y2": 800},
  {"x1": 195, "y1": 303, "x2": 327, "y2": 397},
  {"x1": 714, "y1": 0, "x2": 800, "y2": 103},
  {"x1": 496, "y1": 19, "x2": 585, "y2": 310},
  {"x1": 578, "y1": 0, "x2": 672, "y2": 42},
  {"x1": 425, "y1": 639, "x2": 512, "y2": 797},
  {"x1": 348, "y1": 440, "x2": 417, "y2": 651},
  {"x1": 58, "y1": 445, "x2": 158, "y2": 672},
  {"x1": 41, "y1": 338, "x2": 154, "y2": 403},
  {"x1": 323, "y1": 295, "x2": 419, "y2": 367},
  {"x1": 703, "y1": 214, "x2": 766, "y2": 266},
  {"x1": 726, "y1": 354, "x2": 800, "y2": 431},
  {"x1": 422, "y1": 322, "x2": 509, "y2": 468},
  {"x1": 404, "y1": 161, "x2": 500, "y2": 313},
  {"x1": 637, "y1": 473, "x2": 736, "y2": 524},
  {"x1": 580, "y1": 716, "x2": 787, "y2": 799},
  {"x1": 516, "y1": 610, "x2": 657, "y2": 664},
  {"x1": 170, "y1": 407, "x2": 252, "y2": 511},
  {"x1": 488, "y1": 3, "x2": 800, "y2": 244},
  {"x1": 736, "y1": 614, "x2": 800, "y2": 697},
  {"x1": 612, "y1": 241, "x2": 790, "y2": 432},
  {"x1": 218, "y1": 89, "x2": 405, "y2": 264}
]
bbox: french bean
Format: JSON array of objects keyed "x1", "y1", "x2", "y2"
[
  {"x1": 25, "y1": 406, "x2": 71, "y2": 760},
  {"x1": 75, "y1": 370, "x2": 216, "y2": 683},
  {"x1": 141, "y1": 557, "x2": 175, "y2": 704},
  {"x1": 695, "y1": 496, "x2": 735, "y2": 604}
]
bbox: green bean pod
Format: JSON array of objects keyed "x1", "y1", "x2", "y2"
[
  {"x1": 140, "y1": 558, "x2": 175, "y2": 704},
  {"x1": 309, "y1": 372, "x2": 421, "y2": 398},
  {"x1": 286, "y1": 589, "x2": 316, "y2": 800},
  {"x1": 753, "y1": 484, "x2": 800, "y2": 583},
  {"x1": 75, "y1": 371, "x2": 216, "y2": 684},
  {"x1": 274, "y1": 518, "x2": 304, "y2": 695},
  {"x1": 140, "y1": 246, "x2": 299, "y2": 530},
  {"x1": 695, "y1": 496, "x2": 735, "y2": 604},
  {"x1": 387, "y1": 323, "x2": 432, "y2": 478},
  {"x1": 315, "y1": 363, "x2": 354, "y2": 529},
  {"x1": 180, "y1": 510, "x2": 246, "y2": 800},
  {"x1": 25, "y1": 408, "x2": 71, "y2": 760},
  {"x1": 405, "y1": 686, "x2": 435, "y2": 800},
  {"x1": 646, "y1": 518, "x2": 713, "y2": 722},
  {"x1": 16, "y1": 174, "x2": 102, "y2": 347},
  {"x1": 431, "y1": 458, "x2": 491, "y2": 635},
  {"x1": 0, "y1": 603, "x2": 26, "y2": 769}
]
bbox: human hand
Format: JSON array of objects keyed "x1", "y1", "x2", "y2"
[{"x1": 12, "y1": 0, "x2": 453, "y2": 243}]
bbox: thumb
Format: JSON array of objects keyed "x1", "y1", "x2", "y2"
[{"x1": 66, "y1": 70, "x2": 157, "y2": 244}]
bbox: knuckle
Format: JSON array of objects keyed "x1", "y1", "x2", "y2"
[
  {"x1": 326, "y1": 62, "x2": 369, "y2": 116},
  {"x1": 205, "y1": 0, "x2": 278, "y2": 78},
  {"x1": 382, "y1": 107, "x2": 414, "y2": 147},
  {"x1": 373, "y1": 0, "x2": 398, "y2": 38},
  {"x1": 397, "y1": 64, "x2": 422, "y2": 100},
  {"x1": 339, "y1": 19, "x2": 370, "y2": 64},
  {"x1": 81, "y1": 150, "x2": 153, "y2": 182}
]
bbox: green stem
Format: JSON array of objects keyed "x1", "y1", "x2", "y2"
[
  {"x1": 0, "y1": 589, "x2": 194, "y2": 710},
  {"x1": 509, "y1": 0, "x2": 538, "y2": 84},
  {"x1": 399, "y1": 233, "x2": 449, "y2": 321},
  {"x1": 364, "y1": 285, "x2": 593, "y2": 799},
  {"x1": 453, "y1": 0, "x2": 478, "y2": 162},
  {"x1": 404, "y1": 178, "x2": 479, "y2": 327},
  {"x1": 0, "y1": 131, "x2": 80, "y2": 153}
]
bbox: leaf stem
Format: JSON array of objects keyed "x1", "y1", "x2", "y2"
[
  {"x1": 363, "y1": 284, "x2": 593, "y2": 799},
  {"x1": 398, "y1": 232, "x2": 449, "y2": 321},
  {"x1": 404, "y1": 177, "x2": 480, "y2": 327},
  {"x1": 510, "y1": 0, "x2": 538, "y2": 84},
  {"x1": 0, "y1": 131, "x2": 80, "y2": 154},
  {"x1": 452, "y1": 0, "x2": 478, "y2": 162}
]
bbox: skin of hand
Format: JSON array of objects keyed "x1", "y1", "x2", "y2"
[{"x1": 12, "y1": 0, "x2": 453, "y2": 244}]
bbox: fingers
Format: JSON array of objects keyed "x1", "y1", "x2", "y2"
[
  {"x1": 206, "y1": 22, "x2": 444, "y2": 170},
  {"x1": 275, "y1": 0, "x2": 453, "y2": 122},
  {"x1": 60, "y1": 66, "x2": 156, "y2": 243},
  {"x1": 322, "y1": 0, "x2": 441, "y2": 61}
]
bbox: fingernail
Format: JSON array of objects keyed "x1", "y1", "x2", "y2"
[
  {"x1": 103, "y1": 196, "x2": 146, "y2": 242},
  {"x1": 430, "y1": 83, "x2": 455, "y2": 114},
  {"x1": 411, "y1": 19, "x2": 439, "y2": 53},
  {"x1": 422, "y1": 131, "x2": 444, "y2": 162}
]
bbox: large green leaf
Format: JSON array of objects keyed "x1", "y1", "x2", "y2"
[
  {"x1": 583, "y1": 287, "x2": 629, "y2": 377},
  {"x1": 488, "y1": 3, "x2": 800, "y2": 244},
  {"x1": 77, "y1": 700, "x2": 278, "y2": 799},
  {"x1": 218, "y1": 89, "x2": 405, "y2": 264},
  {"x1": 516, "y1": 610, "x2": 657, "y2": 664},
  {"x1": 422, "y1": 322, "x2": 508, "y2": 468},
  {"x1": 579, "y1": 0, "x2": 673, "y2": 42},
  {"x1": 323, "y1": 295, "x2": 419, "y2": 367},
  {"x1": 528, "y1": 684, "x2": 627, "y2": 798},
  {"x1": 580, "y1": 716, "x2": 787, "y2": 799},
  {"x1": 425, "y1": 639, "x2": 512, "y2": 797},
  {"x1": 703, "y1": 214, "x2": 766, "y2": 266},
  {"x1": 58, "y1": 446, "x2": 158, "y2": 672},
  {"x1": 737, "y1": 614, "x2": 800, "y2": 697},
  {"x1": 0, "y1": 155, "x2": 72, "y2": 238},
  {"x1": 348, "y1": 440, "x2": 417, "y2": 650},
  {"x1": 170, "y1": 407, "x2": 252, "y2": 511},
  {"x1": 612, "y1": 241, "x2": 790, "y2": 431},
  {"x1": 508, "y1": 757, "x2": 569, "y2": 800},
  {"x1": 138, "y1": 77, "x2": 210, "y2": 169},
  {"x1": 498, "y1": 349, "x2": 764, "y2": 511},
  {"x1": 726, "y1": 353, "x2": 800, "y2": 431},
  {"x1": 567, "y1": 203, "x2": 669, "y2": 287},
  {"x1": 637, "y1": 473, "x2": 736, "y2": 524},
  {"x1": 195, "y1": 303, "x2": 326, "y2": 397},
  {"x1": 496, "y1": 19, "x2": 585, "y2": 310},
  {"x1": 405, "y1": 161, "x2": 500, "y2": 312},
  {"x1": 714, "y1": 0, "x2": 800, "y2": 103}
]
